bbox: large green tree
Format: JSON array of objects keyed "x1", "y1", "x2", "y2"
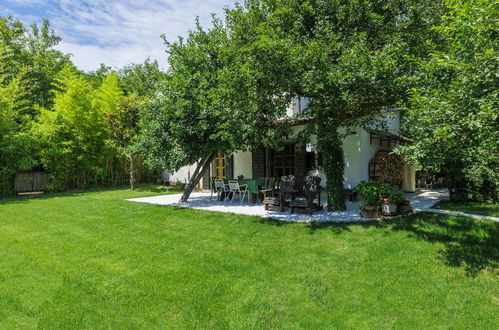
[
  {"x1": 33, "y1": 65, "x2": 116, "y2": 190},
  {"x1": 226, "y1": 0, "x2": 446, "y2": 210},
  {"x1": 397, "y1": 0, "x2": 498, "y2": 202},
  {"x1": 0, "y1": 17, "x2": 69, "y2": 196},
  {"x1": 141, "y1": 18, "x2": 290, "y2": 202}
]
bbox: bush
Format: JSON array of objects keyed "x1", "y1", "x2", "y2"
[{"x1": 354, "y1": 181, "x2": 384, "y2": 210}]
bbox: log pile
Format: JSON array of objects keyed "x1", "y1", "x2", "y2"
[{"x1": 368, "y1": 151, "x2": 404, "y2": 187}]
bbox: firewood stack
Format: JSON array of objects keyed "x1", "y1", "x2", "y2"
[{"x1": 368, "y1": 151, "x2": 404, "y2": 187}]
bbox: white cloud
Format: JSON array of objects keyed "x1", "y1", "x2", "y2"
[{"x1": 5, "y1": 0, "x2": 237, "y2": 71}]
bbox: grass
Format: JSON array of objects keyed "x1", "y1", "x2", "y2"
[
  {"x1": 433, "y1": 200, "x2": 499, "y2": 217},
  {"x1": 0, "y1": 186, "x2": 498, "y2": 329}
]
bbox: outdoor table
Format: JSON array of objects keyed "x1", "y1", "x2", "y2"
[{"x1": 223, "y1": 178, "x2": 267, "y2": 203}]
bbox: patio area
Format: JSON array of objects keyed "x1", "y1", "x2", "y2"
[{"x1": 127, "y1": 189, "x2": 449, "y2": 222}]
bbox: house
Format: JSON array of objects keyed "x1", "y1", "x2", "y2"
[{"x1": 163, "y1": 97, "x2": 416, "y2": 193}]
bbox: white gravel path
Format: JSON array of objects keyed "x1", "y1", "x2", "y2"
[{"x1": 126, "y1": 189, "x2": 450, "y2": 223}]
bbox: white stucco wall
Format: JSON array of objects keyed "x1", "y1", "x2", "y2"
[
  {"x1": 360, "y1": 111, "x2": 401, "y2": 182},
  {"x1": 167, "y1": 110, "x2": 405, "y2": 190},
  {"x1": 232, "y1": 151, "x2": 253, "y2": 179},
  {"x1": 164, "y1": 163, "x2": 202, "y2": 187},
  {"x1": 286, "y1": 97, "x2": 310, "y2": 117},
  {"x1": 305, "y1": 131, "x2": 361, "y2": 189}
]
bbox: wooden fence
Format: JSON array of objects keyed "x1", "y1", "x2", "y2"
[{"x1": 14, "y1": 172, "x2": 49, "y2": 193}]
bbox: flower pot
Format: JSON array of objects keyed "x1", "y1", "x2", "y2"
[
  {"x1": 361, "y1": 205, "x2": 381, "y2": 218},
  {"x1": 398, "y1": 201, "x2": 412, "y2": 214},
  {"x1": 381, "y1": 203, "x2": 398, "y2": 215}
]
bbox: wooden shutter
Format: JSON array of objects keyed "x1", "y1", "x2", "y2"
[
  {"x1": 294, "y1": 144, "x2": 307, "y2": 187},
  {"x1": 225, "y1": 154, "x2": 234, "y2": 179},
  {"x1": 202, "y1": 165, "x2": 211, "y2": 189},
  {"x1": 252, "y1": 148, "x2": 266, "y2": 179}
]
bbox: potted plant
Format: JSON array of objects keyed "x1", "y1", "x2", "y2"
[
  {"x1": 398, "y1": 199, "x2": 412, "y2": 214},
  {"x1": 354, "y1": 181, "x2": 383, "y2": 218},
  {"x1": 380, "y1": 185, "x2": 405, "y2": 215}
]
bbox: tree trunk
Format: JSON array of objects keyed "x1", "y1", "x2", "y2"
[
  {"x1": 317, "y1": 122, "x2": 346, "y2": 211},
  {"x1": 179, "y1": 151, "x2": 217, "y2": 202},
  {"x1": 129, "y1": 154, "x2": 135, "y2": 190}
]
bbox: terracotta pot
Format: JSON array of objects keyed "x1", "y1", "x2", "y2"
[
  {"x1": 398, "y1": 201, "x2": 412, "y2": 214},
  {"x1": 361, "y1": 209, "x2": 381, "y2": 218}
]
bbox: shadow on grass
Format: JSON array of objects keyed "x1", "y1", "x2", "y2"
[
  {"x1": 257, "y1": 212, "x2": 498, "y2": 276},
  {"x1": 392, "y1": 212, "x2": 499, "y2": 276}
]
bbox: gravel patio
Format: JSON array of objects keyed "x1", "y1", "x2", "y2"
[{"x1": 127, "y1": 189, "x2": 449, "y2": 222}]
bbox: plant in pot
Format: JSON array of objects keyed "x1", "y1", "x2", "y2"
[
  {"x1": 398, "y1": 198, "x2": 412, "y2": 215},
  {"x1": 380, "y1": 185, "x2": 405, "y2": 215},
  {"x1": 353, "y1": 181, "x2": 383, "y2": 218}
]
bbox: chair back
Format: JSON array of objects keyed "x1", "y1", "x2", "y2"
[
  {"x1": 266, "y1": 177, "x2": 276, "y2": 190},
  {"x1": 228, "y1": 180, "x2": 240, "y2": 190},
  {"x1": 303, "y1": 176, "x2": 322, "y2": 199},
  {"x1": 280, "y1": 175, "x2": 295, "y2": 193},
  {"x1": 214, "y1": 179, "x2": 225, "y2": 189}
]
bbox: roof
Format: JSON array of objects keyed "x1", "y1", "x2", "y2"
[{"x1": 369, "y1": 129, "x2": 413, "y2": 143}]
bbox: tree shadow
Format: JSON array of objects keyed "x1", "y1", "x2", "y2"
[
  {"x1": 255, "y1": 212, "x2": 498, "y2": 276},
  {"x1": 392, "y1": 212, "x2": 499, "y2": 276},
  {"x1": 305, "y1": 220, "x2": 386, "y2": 235}
]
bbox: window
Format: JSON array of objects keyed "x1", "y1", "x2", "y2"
[
  {"x1": 272, "y1": 144, "x2": 295, "y2": 178},
  {"x1": 305, "y1": 152, "x2": 316, "y2": 170}
]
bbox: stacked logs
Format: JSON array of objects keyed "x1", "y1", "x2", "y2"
[{"x1": 368, "y1": 151, "x2": 404, "y2": 187}]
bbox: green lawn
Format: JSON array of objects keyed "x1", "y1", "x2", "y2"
[
  {"x1": 0, "y1": 186, "x2": 498, "y2": 329},
  {"x1": 433, "y1": 200, "x2": 499, "y2": 217}
]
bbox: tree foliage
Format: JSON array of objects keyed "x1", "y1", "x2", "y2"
[
  {"x1": 141, "y1": 18, "x2": 290, "y2": 201},
  {"x1": 106, "y1": 94, "x2": 144, "y2": 189},
  {"x1": 396, "y1": 0, "x2": 498, "y2": 202},
  {"x1": 225, "y1": 0, "x2": 446, "y2": 210},
  {"x1": 33, "y1": 65, "x2": 112, "y2": 190},
  {"x1": 119, "y1": 58, "x2": 166, "y2": 98}
]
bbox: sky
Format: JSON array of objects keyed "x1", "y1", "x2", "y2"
[{"x1": 1, "y1": 0, "x2": 237, "y2": 71}]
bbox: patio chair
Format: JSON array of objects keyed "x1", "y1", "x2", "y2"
[
  {"x1": 263, "y1": 175, "x2": 296, "y2": 211},
  {"x1": 226, "y1": 180, "x2": 250, "y2": 204},
  {"x1": 210, "y1": 178, "x2": 229, "y2": 201},
  {"x1": 290, "y1": 176, "x2": 323, "y2": 215},
  {"x1": 259, "y1": 177, "x2": 277, "y2": 201}
]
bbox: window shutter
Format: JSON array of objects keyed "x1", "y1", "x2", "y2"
[
  {"x1": 294, "y1": 144, "x2": 307, "y2": 187},
  {"x1": 252, "y1": 148, "x2": 266, "y2": 179},
  {"x1": 224, "y1": 154, "x2": 234, "y2": 179}
]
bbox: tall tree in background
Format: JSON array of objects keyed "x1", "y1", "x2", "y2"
[
  {"x1": 226, "y1": 0, "x2": 446, "y2": 210},
  {"x1": 0, "y1": 67, "x2": 38, "y2": 196},
  {"x1": 396, "y1": 0, "x2": 498, "y2": 202},
  {"x1": 106, "y1": 94, "x2": 143, "y2": 189},
  {"x1": 0, "y1": 17, "x2": 68, "y2": 196},
  {"x1": 33, "y1": 64, "x2": 114, "y2": 190},
  {"x1": 119, "y1": 58, "x2": 166, "y2": 98},
  {"x1": 0, "y1": 17, "x2": 69, "y2": 113}
]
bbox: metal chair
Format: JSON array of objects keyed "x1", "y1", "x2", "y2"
[
  {"x1": 226, "y1": 180, "x2": 249, "y2": 204},
  {"x1": 211, "y1": 178, "x2": 229, "y2": 201}
]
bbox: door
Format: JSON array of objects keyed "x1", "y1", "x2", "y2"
[{"x1": 213, "y1": 151, "x2": 226, "y2": 179}]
